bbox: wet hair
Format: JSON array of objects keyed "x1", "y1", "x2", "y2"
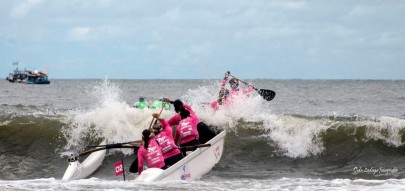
[
  {"x1": 229, "y1": 78, "x2": 238, "y2": 84},
  {"x1": 229, "y1": 78, "x2": 239, "y2": 89},
  {"x1": 142, "y1": 129, "x2": 151, "y2": 148},
  {"x1": 173, "y1": 99, "x2": 183, "y2": 113},
  {"x1": 218, "y1": 89, "x2": 230, "y2": 103},
  {"x1": 219, "y1": 89, "x2": 229, "y2": 98},
  {"x1": 152, "y1": 120, "x2": 161, "y2": 133},
  {"x1": 180, "y1": 108, "x2": 190, "y2": 119}
]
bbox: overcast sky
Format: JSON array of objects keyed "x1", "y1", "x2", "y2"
[{"x1": 1, "y1": 0, "x2": 404, "y2": 79}]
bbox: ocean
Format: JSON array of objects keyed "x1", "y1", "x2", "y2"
[{"x1": 1, "y1": 79, "x2": 405, "y2": 190}]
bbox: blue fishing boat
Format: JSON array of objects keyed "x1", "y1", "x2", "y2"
[{"x1": 26, "y1": 70, "x2": 51, "y2": 84}]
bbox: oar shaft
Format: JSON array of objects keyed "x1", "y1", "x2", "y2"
[
  {"x1": 86, "y1": 140, "x2": 142, "y2": 149},
  {"x1": 180, "y1": 143, "x2": 211, "y2": 151},
  {"x1": 228, "y1": 73, "x2": 275, "y2": 101},
  {"x1": 79, "y1": 145, "x2": 139, "y2": 157},
  {"x1": 148, "y1": 102, "x2": 166, "y2": 131}
]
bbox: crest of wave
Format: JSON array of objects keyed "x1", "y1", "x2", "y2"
[
  {"x1": 181, "y1": 83, "x2": 331, "y2": 158},
  {"x1": 61, "y1": 79, "x2": 172, "y2": 155},
  {"x1": 362, "y1": 116, "x2": 405, "y2": 147},
  {"x1": 264, "y1": 115, "x2": 405, "y2": 158},
  {"x1": 263, "y1": 115, "x2": 331, "y2": 158}
]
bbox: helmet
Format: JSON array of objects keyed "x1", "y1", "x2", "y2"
[{"x1": 139, "y1": 96, "x2": 145, "y2": 101}]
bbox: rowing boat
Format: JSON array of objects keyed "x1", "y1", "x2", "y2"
[
  {"x1": 62, "y1": 130, "x2": 226, "y2": 181},
  {"x1": 62, "y1": 140, "x2": 107, "y2": 180},
  {"x1": 135, "y1": 130, "x2": 226, "y2": 182}
]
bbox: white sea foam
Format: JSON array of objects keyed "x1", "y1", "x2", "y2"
[
  {"x1": 183, "y1": 83, "x2": 330, "y2": 158},
  {"x1": 363, "y1": 116, "x2": 405, "y2": 147},
  {"x1": 62, "y1": 79, "x2": 176, "y2": 155},
  {"x1": 1, "y1": 177, "x2": 405, "y2": 191}
]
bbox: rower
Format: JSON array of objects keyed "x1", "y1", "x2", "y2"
[
  {"x1": 174, "y1": 108, "x2": 200, "y2": 156},
  {"x1": 150, "y1": 98, "x2": 171, "y2": 110},
  {"x1": 209, "y1": 88, "x2": 231, "y2": 111},
  {"x1": 229, "y1": 77, "x2": 254, "y2": 97},
  {"x1": 151, "y1": 113, "x2": 183, "y2": 167},
  {"x1": 133, "y1": 96, "x2": 148, "y2": 109},
  {"x1": 137, "y1": 129, "x2": 166, "y2": 174},
  {"x1": 164, "y1": 98, "x2": 217, "y2": 144}
]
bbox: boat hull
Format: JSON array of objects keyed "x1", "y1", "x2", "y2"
[
  {"x1": 62, "y1": 140, "x2": 107, "y2": 180},
  {"x1": 135, "y1": 130, "x2": 226, "y2": 182}
]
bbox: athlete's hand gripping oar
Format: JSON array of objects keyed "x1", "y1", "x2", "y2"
[
  {"x1": 148, "y1": 101, "x2": 166, "y2": 131},
  {"x1": 229, "y1": 74, "x2": 276, "y2": 101}
]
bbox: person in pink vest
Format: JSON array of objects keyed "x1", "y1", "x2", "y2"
[
  {"x1": 210, "y1": 73, "x2": 253, "y2": 111},
  {"x1": 163, "y1": 98, "x2": 217, "y2": 144},
  {"x1": 137, "y1": 129, "x2": 166, "y2": 174},
  {"x1": 209, "y1": 88, "x2": 231, "y2": 111},
  {"x1": 174, "y1": 108, "x2": 200, "y2": 156},
  {"x1": 229, "y1": 77, "x2": 254, "y2": 97},
  {"x1": 151, "y1": 113, "x2": 184, "y2": 168}
]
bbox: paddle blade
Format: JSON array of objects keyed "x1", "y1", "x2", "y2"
[{"x1": 257, "y1": 89, "x2": 276, "y2": 101}]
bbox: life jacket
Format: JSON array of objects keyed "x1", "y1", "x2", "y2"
[
  {"x1": 177, "y1": 117, "x2": 199, "y2": 143},
  {"x1": 154, "y1": 133, "x2": 179, "y2": 157},
  {"x1": 150, "y1": 100, "x2": 171, "y2": 110},
  {"x1": 136, "y1": 101, "x2": 148, "y2": 109},
  {"x1": 142, "y1": 141, "x2": 165, "y2": 167}
]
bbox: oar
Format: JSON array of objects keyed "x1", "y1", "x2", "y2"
[
  {"x1": 78, "y1": 145, "x2": 138, "y2": 158},
  {"x1": 67, "y1": 144, "x2": 140, "y2": 162},
  {"x1": 229, "y1": 74, "x2": 276, "y2": 101},
  {"x1": 85, "y1": 140, "x2": 143, "y2": 149},
  {"x1": 181, "y1": 143, "x2": 211, "y2": 151}
]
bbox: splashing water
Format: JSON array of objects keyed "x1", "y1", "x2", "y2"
[
  {"x1": 182, "y1": 81, "x2": 405, "y2": 158},
  {"x1": 61, "y1": 79, "x2": 176, "y2": 155},
  {"x1": 180, "y1": 81, "x2": 330, "y2": 158},
  {"x1": 60, "y1": 79, "x2": 405, "y2": 159}
]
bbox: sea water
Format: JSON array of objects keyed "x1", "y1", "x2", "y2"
[{"x1": 1, "y1": 79, "x2": 405, "y2": 190}]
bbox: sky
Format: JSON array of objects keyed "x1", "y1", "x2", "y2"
[{"x1": 1, "y1": 0, "x2": 404, "y2": 79}]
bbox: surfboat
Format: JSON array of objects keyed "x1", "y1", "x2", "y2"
[{"x1": 62, "y1": 130, "x2": 226, "y2": 181}]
